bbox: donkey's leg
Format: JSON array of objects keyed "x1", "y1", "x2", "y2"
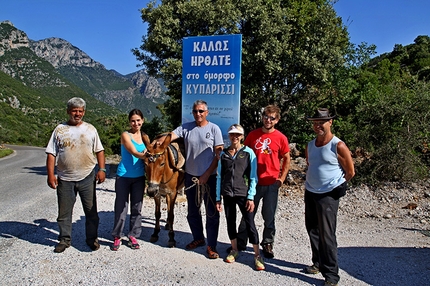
[
  {"x1": 164, "y1": 196, "x2": 171, "y2": 230},
  {"x1": 150, "y1": 196, "x2": 161, "y2": 243},
  {"x1": 166, "y1": 192, "x2": 177, "y2": 248}
]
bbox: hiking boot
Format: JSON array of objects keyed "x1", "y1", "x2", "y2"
[
  {"x1": 185, "y1": 239, "x2": 205, "y2": 250},
  {"x1": 261, "y1": 243, "x2": 274, "y2": 258},
  {"x1": 255, "y1": 255, "x2": 265, "y2": 271},
  {"x1": 226, "y1": 245, "x2": 246, "y2": 253},
  {"x1": 304, "y1": 264, "x2": 320, "y2": 274},
  {"x1": 111, "y1": 237, "x2": 121, "y2": 251},
  {"x1": 206, "y1": 246, "x2": 219, "y2": 259},
  {"x1": 128, "y1": 236, "x2": 140, "y2": 249},
  {"x1": 324, "y1": 280, "x2": 338, "y2": 286},
  {"x1": 225, "y1": 249, "x2": 239, "y2": 263},
  {"x1": 87, "y1": 238, "x2": 100, "y2": 251},
  {"x1": 54, "y1": 241, "x2": 70, "y2": 253}
]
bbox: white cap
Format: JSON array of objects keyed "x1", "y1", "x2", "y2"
[{"x1": 228, "y1": 124, "x2": 244, "y2": 135}]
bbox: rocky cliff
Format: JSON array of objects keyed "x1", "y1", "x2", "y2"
[
  {"x1": 0, "y1": 21, "x2": 29, "y2": 56},
  {"x1": 0, "y1": 21, "x2": 166, "y2": 119},
  {"x1": 30, "y1": 37, "x2": 104, "y2": 69}
]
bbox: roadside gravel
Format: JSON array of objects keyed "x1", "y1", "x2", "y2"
[{"x1": 0, "y1": 159, "x2": 429, "y2": 285}]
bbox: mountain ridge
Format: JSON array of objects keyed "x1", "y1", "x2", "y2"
[
  {"x1": 0, "y1": 20, "x2": 166, "y2": 149},
  {"x1": 0, "y1": 20, "x2": 166, "y2": 119}
]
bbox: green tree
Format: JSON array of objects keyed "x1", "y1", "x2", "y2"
[
  {"x1": 352, "y1": 81, "x2": 430, "y2": 183},
  {"x1": 367, "y1": 35, "x2": 430, "y2": 82},
  {"x1": 302, "y1": 42, "x2": 377, "y2": 148},
  {"x1": 407, "y1": 36, "x2": 430, "y2": 80},
  {"x1": 97, "y1": 113, "x2": 170, "y2": 155},
  {"x1": 97, "y1": 114, "x2": 128, "y2": 155},
  {"x1": 133, "y1": 0, "x2": 349, "y2": 137},
  {"x1": 319, "y1": 36, "x2": 430, "y2": 183}
]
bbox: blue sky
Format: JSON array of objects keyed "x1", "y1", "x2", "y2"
[
  {"x1": 334, "y1": 1, "x2": 430, "y2": 54},
  {"x1": 1, "y1": 0, "x2": 429, "y2": 75}
]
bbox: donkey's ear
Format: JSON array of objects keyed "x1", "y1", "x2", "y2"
[
  {"x1": 142, "y1": 132, "x2": 151, "y2": 146},
  {"x1": 159, "y1": 133, "x2": 172, "y2": 149}
]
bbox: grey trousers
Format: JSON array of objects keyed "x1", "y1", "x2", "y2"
[
  {"x1": 57, "y1": 170, "x2": 99, "y2": 245},
  {"x1": 111, "y1": 176, "x2": 145, "y2": 238}
]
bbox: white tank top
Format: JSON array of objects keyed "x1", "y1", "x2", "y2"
[{"x1": 305, "y1": 136, "x2": 346, "y2": 194}]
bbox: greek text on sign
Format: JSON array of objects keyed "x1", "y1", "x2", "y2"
[
  {"x1": 193, "y1": 40, "x2": 229, "y2": 52},
  {"x1": 191, "y1": 55, "x2": 231, "y2": 66}
]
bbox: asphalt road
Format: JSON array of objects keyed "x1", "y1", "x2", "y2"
[
  {"x1": 0, "y1": 145, "x2": 57, "y2": 222},
  {"x1": 1, "y1": 146, "x2": 428, "y2": 286}
]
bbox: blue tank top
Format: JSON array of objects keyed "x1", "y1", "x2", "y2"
[
  {"x1": 116, "y1": 133, "x2": 146, "y2": 178},
  {"x1": 305, "y1": 136, "x2": 346, "y2": 194}
]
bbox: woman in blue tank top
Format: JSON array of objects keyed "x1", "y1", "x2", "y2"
[{"x1": 111, "y1": 109, "x2": 147, "y2": 251}]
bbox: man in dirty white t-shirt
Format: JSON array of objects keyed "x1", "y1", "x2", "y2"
[{"x1": 45, "y1": 97, "x2": 106, "y2": 253}]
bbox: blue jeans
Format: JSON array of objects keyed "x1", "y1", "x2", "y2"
[
  {"x1": 57, "y1": 170, "x2": 99, "y2": 245},
  {"x1": 237, "y1": 182, "x2": 279, "y2": 246},
  {"x1": 185, "y1": 173, "x2": 220, "y2": 247},
  {"x1": 112, "y1": 176, "x2": 145, "y2": 238}
]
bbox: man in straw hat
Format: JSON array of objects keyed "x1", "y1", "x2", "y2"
[{"x1": 303, "y1": 108, "x2": 355, "y2": 286}]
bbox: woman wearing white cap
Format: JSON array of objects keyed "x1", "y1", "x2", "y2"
[{"x1": 216, "y1": 124, "x2": 265, "y2": 271}]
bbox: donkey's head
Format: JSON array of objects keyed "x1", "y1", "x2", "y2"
[{"x1": 142, "y1": 133, "x2": 172, "y2": 197}]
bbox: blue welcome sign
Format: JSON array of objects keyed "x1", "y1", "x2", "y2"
[{"x1": 182, "y1": 34, "x2": 242, "y2": 144}]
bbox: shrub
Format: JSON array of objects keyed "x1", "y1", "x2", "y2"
[{"x1": 351, "y1": 81, "x2": 430, "y2": 183}]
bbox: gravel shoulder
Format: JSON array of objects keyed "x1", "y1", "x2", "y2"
[{"x1": 0, "y1": 159, "x2": 429, "y2": 285}]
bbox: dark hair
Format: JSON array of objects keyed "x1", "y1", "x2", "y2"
[{"x1": 128, "y1": 109, "x2": 144, "y2": 121}]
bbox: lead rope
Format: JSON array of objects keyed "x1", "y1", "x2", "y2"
[
  {"x1": 184, "y1": 176, "x2": 217, "y2": 218},
  {"x1": 184, "y1": 176, "x2": 199, "y2": 191}
]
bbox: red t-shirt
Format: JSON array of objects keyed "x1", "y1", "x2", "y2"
[{"x1": 244, "y1": 128, "x2": 290, "y2": 186}]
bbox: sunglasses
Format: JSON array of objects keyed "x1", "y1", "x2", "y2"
[
  {"x1": 192, "y1": 109, "x2": 207, "y2": 114},
  {"x1": 263, "y1": 115, "x2": 276, "y2": 121}
]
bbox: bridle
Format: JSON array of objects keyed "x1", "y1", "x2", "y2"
[
  {"x1": 144, "y1": 149, "x2": 176, "y2": 186},
  {"x1": 145, "y1": 150, "x2": 164, "y2": 163}
]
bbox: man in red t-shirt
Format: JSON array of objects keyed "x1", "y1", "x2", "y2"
[{"x1": 234, "y1": 105, "x2": 291, "y2": 259}]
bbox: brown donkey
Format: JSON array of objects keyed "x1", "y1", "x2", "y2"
[{"x1": 142, "y1": 133, "x2": 185, "y2": 247}]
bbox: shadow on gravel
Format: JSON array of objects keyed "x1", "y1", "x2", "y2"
[
  {"x1": 0, "y1": 216, "x2": 114, "y2": 252},
  {"x1": 0, "y1": 219, "x2": 58, "y2": 248},
  {"x1": 134, "y1": 214, "x2": 321, "y2": 284},
  {"x1": 138, "y1": 216, "x2": 194, "y2": 248},
  {"x1": 263, "y1": 258, "x2": 321, "y2": 284},
  {"x1": 400, "y1": 227, "x2": 430, "y2": 237},
  {"x1": 0, "y1": 210, "x2": 208, "y2": 253},
  {"x1": 96, "y1": 186, "x2": 115, "y2": 193},
  {"x1": 0, "y1": 212, "x2": 114, "y2": 252},
  {"x1": 97, "y1": 211, "x2": 195, "y2": 249},
  {"x1": 339, "y1": 246, "x2": 430, "y2": 285}
]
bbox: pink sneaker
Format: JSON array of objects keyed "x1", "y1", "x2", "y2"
[
  {"x1": 128, "y1": 236, "x2": 140, "y2": 249},
  {"x1": 111, "y1": 237, "x2": 121, "y2": 251}
]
